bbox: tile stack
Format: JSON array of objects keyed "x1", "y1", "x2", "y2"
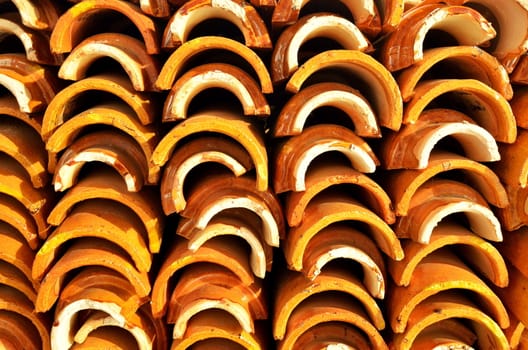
[{"x1": 0, "y1": 0, "x2": 526, "y2": 349}]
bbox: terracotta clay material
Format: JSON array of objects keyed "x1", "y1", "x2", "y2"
[
  {"x1": 273, "y1": 124, "x2": 380, "y2": 194},
  {"x1": 498, "y1": 227, "x2": 528, "y2": 279},
  {"x1": 169, "y1": 309, "x2": 267, "y2": 349},
  {"x1": 494, "y1": 129, "x2": 528, "y2": 189},
  {"x1": 271, "y1": 13, "x2": 373, "y2": 83},
  {"x1": 0, "y1": 192, "x2": 39, "y2": 250},
  {"x1": 155, "y1": 36, "x2": 273, "y2": 93},
  {"x1": 0, "y1": 117, "x2": 48, "y2": 188},
  {"x1": 301, "y1": 223, "x2": 387, "y2": 298},
  {"x1": 0, "y1": 53, "x2": 58, "y2": 113},
  {"x1": 151, "y1": 109, "x2": 268, "y2": 191},
  {"x1": 494, "y1": 262, "x2": 528, "y2": 331},
  {"x1": 0, "y1": 154, "x2": 55, "y2": 239},
  {"x1": 278, "y1": 293, "x2": 388, "y2": 350},
  {"x1": 0, "y1": 12, "x2": 62, "y2": 65},
  {"x1": 42, "y1": 73, "x2": 158, "y2": 142},
  {"x1": 293, "y1": 322, "x2": 372, "y2": 350},
  {"x1": 162, "y1": 0, "x2": 271, "y2": 49},
  {"x1": 381, "y1": 109, "x2": 500, "y2": 170},
  {"x1": 503, "y1": 313, "x2": 527, "y2": 350},
  {"x1": 34, "y1": 199, "x2": 152, "y2": 284},
  {"x1": 151, "y1": 237, "x2": 255, "y2": 318},
  {"x1": 0, "y1": 286, "x2": 51, "y2": 350},
  {"x1": 53, "y1": 129, "x2": 149, "y2": 192},
  {"x1": 0, "y1": 95, "x2": 42, "y2": 134},
  {"x1": 273, "y1": 82, "x2": 381, "y2": 138},
  {"x1": 44, "y1": 102, "x2": 159, "y2": 183},
  {"x1": 402, "y1": 79, "x2": 517, "y2": 143},
  {"x1": 69, "y1": 327, "x2": 140, "y2": 350},
  {"x1": 34, "y1": 237, "x2": 151, "y2": 313},
  {"x1": 387, "y1": 249, "x2": 509, "y2": 333},
  {"x1": 390, "y1": 292, "x2": 509, "y2": 350},
  {"x1": 273, "y1": 267, "x2": 385, "y2": 341},
  {"x1": 396, "y1": 46, "x2": 513, "y2": 101},
  {"x1": 380, "y1": 4, "x2": 496, "y2": 71},
  {"x1": 0, "y1": 259, "x2": 36, "y2": 304},
  {"x1": 160, "y1": 135, "x2": 254, "y2": 214},
  {"x1": 186, "y1": 211, "x2": 273, "y2": 278},
  {"x1": 285, "y1": 162, "x2": 394, "y2": 226},
  {"x1": 68, "y1": 0, "x2": 172, "y2": 17},
  {"x1": 285, "y1": 49, "x2": 402, "y2": 131},
  {"x1": 284, "y1": 193, "x2": 403, "y2": 270},
  {"x1": 511, "y1": 55, "x2": 528, "y2": 84},
  {"x1": 271, "y1": 0, "x2": 382, "y2": 37},
  {"x1": 52, "y1": 267, "x2": 166, "y2": 350},
  {"x1": 58, "y1": 33, "x2": 161, "y2": 91},
  {"x1": 394, "y1": 179, "x2": 503, "y2": 244},
  {"x1": 389, "y1": 221, "x2": 508, "y2": 288},
  {"x1": 47, "y1": 168, "x2": 163, "y2": 253},
  {"x1": 163, "y1": 63, "x2": 270, "y2": 121},
  {"x1": 50, "y1": 0, "x2": 160, "y2": 54},
  {"x1": 177, "y1": 173, "x2": 284, "y2": 247},
  {"x1": 410, "y1": 319, "x2": 477, "y2": 349},
  {"x1": 0, "y1": 309, "x2": 46, "y2": 350},
  {"x1": 385, "y1": 152, "x2": 509, "y2": 217}
]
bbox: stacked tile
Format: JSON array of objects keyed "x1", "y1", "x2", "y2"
[
  {"x1": 269, "y1": 1, "x2": 405, "y2": 348},
  {"x1": 150, "y1": 1, "x2": 279, "y2": 348},
  {"x1": 0, "y1": 2, "x2": 62, "y2": 349},
  {"x1": 378, "y1": 1, "x2": 528, "y2": 348},
  {"x1": 28, "y1": 1, "x2": 166, "y2": 348}
]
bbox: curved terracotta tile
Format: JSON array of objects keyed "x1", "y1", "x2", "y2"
[
  {"x1": 58, "y1": 33, "x2": 160, "y2": 91},
  {"x1": 286, "y1": 49, "x2": 402, "y2": 131},
  {"x1": 397, "y1": 46, "x2": 512, "y2": 101},
  {"x1": 45, "y1": 103, "x2": 158, "y2": 183},
  {"x1": 503, "y1": 314, "x2": 526, "y2": 350},
  {"x1": 178, "y1": 173, "x2": 283, "y2": 247},
  {"x1": 163, "y1": 0, "x2": 271, "y2": 49},
  {"x1": 0, "y1": 259, "x2": 36, "y2": 303},
  {"x1": 273, "y1": 82, "x2": 380, "y2": 138},
  {"x1": 0, "y1": 94, "x2": 41, "y2": 132},
  {"x1": 403, "y1": 79, "x2": 516, "y2": 143},
  {"x1": 69, "y1": 327, "x2": 140, "y2": 350},
  {"x1": 285, "y1": 162, "x2": 394, "y2": 226},
  {"x1": 379, "y1": 0, "x2": 403, "y2": 31},
  {"x1": 167, "y1": 264, "x2": 266, "y2": 325},
  {"x1": 53, "y1": 129, "x2": 149, "y2": 192},
  {"x1": 169, "y1": 310, "x2": 266, "y2": 349},
  {"x1": 164, "y1": 63, "x2": 270, "y2": 121},
  {"x1": 9, "y1": 0, "x2": 59, "y2": 31},
  {"x1": 511, "y1": 55, "x2": 528, "y2": 84},
  {"x1": 389, "y1": 221, "x2": 508, "y2": 288},
  {"x1": 248, "y1": 0, "x2": 276, "y2": 7},
  {"x1": 386, "y1": 152, "x2": 509, "y2": 216},
  {"x1": 495, "y1": 130, "x2": 528, "y2": 191},
  {"x1": 293, "y1": 322, "x2": 371, "y2": 349},
  {"x1": 271, "y1": 0, "x2": 382, "y2": 37},
  {"x1": 155, "y1": 36, "x2": 273, "y2": 93},
  {"x1": 0, "y1": 13, "x2": 62, "y2": 65},
  {"x1": 0, "y1": 194, "x2": 38, "y2": 250},
  {"x1": 0, "y1": 154, "x2": 54, "y2": 239},
  {"x1": 47, "y1": 168, "x2": 163, "y2": 253},
  {"x1": 50, "y1": 0, "x2": 160, "y2": 54},
  {"x1": 186, "y1": 212, "x2": 273, "y2": 278},
  {"x1": 509, "y1": 87, "x2": 528, "y2": 129},
  {"x1": 161, "y1": 135, "x2": 253, "y2": 214},
  {"x1": 34, "y1": 200, "x2": 151, "y2": 285},
  {"x1": 394, "y1": 179, "x2": 503, "y2": 243},
  {"x1": 0, "y1": 53, "x2": 58, "y2": 113},
  {"x1": 498, "y1": 227, "x2": 528, "y2": 279},
  {"x1": 410, "y1": 319, "x2": 477, "y2": 349},
  {"x1": 495, "y1": 262, "x2": 528, "y2": 331},
  {"x1": 271, "y1": 13, "x2": 372, "y2": 83},
  {"x1": 388, "y1": 250, "x2": 509, "y2": 334},
  {"x1": 137, "y1": 0, "x2": 172, "y2": 17},
  {"x1": 273, "y1": 124, "x2": 379, "y2": 194},
  {"x1": 382, "y1": 109, "x2": 500, "y2": 170},
  {"x1": 53, "y1": 267, "x2": 165, "y2": 350},
  {"x1": 35, "y1": 237, "x2": 151, "y2": 313},
  {"x1": 42, "y1": 73, "x2": 157, "y2": 142},
  {"x1": 278, "y1": 293, "x2": 388, "y2": 350},
  {"x1": 380, "y1": 4, "x2": 495, "y2": 71},
  {"x1": 0, "y1": 286, "x2": 50, "y2": 350},
  {"x1": 151, "y1": 237, "x2": 254, "y2": 318},
  {"x1": 273, "y1": 268, "x2": 385, "y2": 341},
  {"x1": 151, "y1": 110, "x2": 268, "y2": 191},
  {"x1": 391, "y1": 292, "x2": 509, "y2": 349},
  {"x1": 425, "y1": 0, "x2": 528, "y2": 72},
  {"x1": 0, "y1": 118, "x2": 48, "y2": 188},
  {"x1": 301, "y1": 224, "x2": 386, "y2": 298},
  {"x1": 0, "y1": 310, "x2": 45, "y2": 350},
  {"x1": 284, "y1": 193, "x2": 403, "y2": 269}
]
